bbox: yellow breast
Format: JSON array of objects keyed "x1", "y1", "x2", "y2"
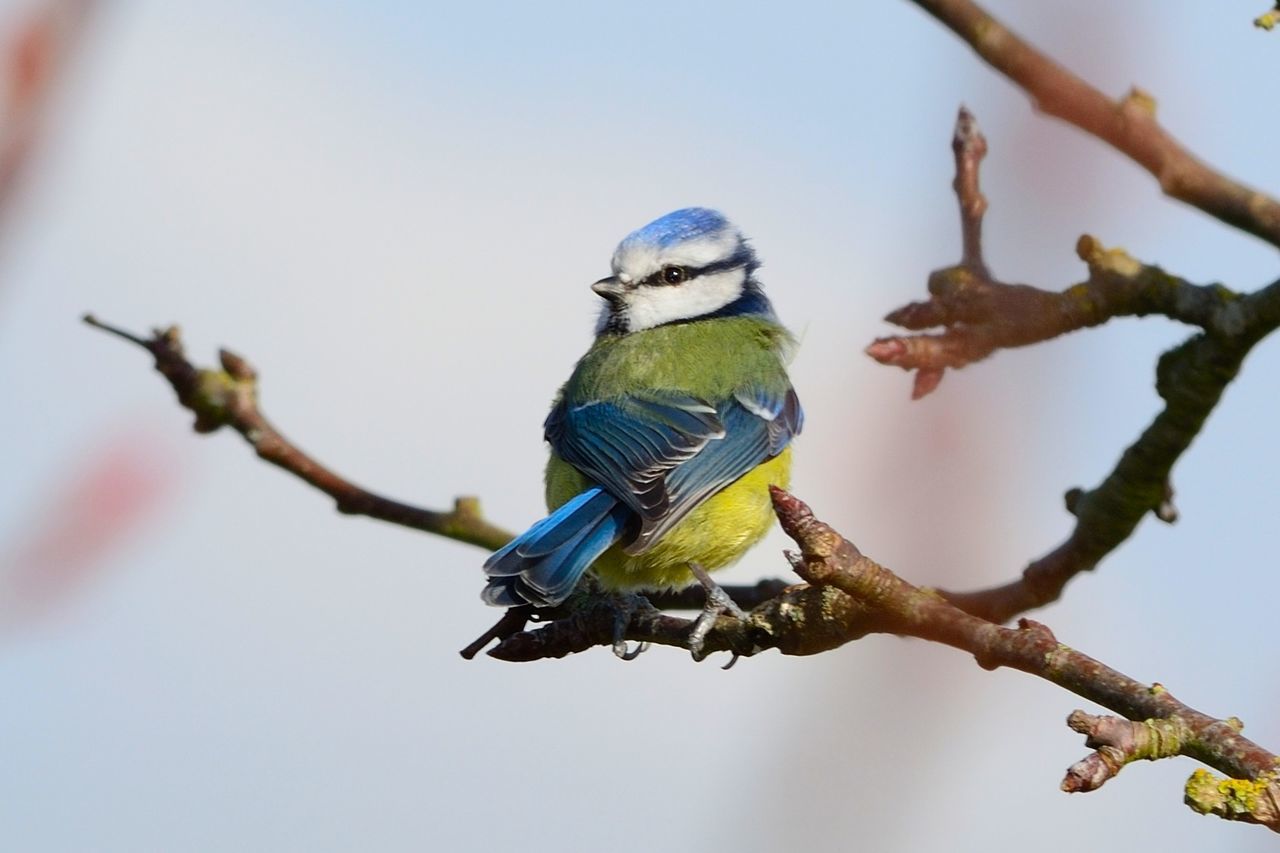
[{"x1": 544, "y1": 448, "x2": 792, "y2": 592}]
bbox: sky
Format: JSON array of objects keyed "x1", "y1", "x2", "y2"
[{"x1": 0, "y1": 1, "x2": 1277, "y2": 851}]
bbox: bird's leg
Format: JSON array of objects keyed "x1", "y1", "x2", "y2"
[
  {"x1": 686, "y1": 562, "x2": 748, "y2": 665},
  {"x1": 607, "y1": 591, "x2": 650, "y2": 661},
  {"x1": 574, "y1": 575, "x2": 649, "y2": 660}
]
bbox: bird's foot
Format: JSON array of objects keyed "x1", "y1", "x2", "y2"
[
  {"x1": 687, "y1": 562, "x2": 748, "y2": 668},
  {"x1": 607, "y1": 591, "x2": 650, "y2": 661}
]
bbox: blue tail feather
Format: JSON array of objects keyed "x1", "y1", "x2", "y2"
[
  {"x1": 515, "y1": 488, "x2": 615, "y2": 559},
  {"x1": 481, "y1": 487, "x2": 631, "y2": 607},
  {"x1": 481, "y1": 517, "x2": 552, "y2": 577}
]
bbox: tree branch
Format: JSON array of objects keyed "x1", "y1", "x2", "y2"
[
  {"x1": 1254, "y1": 3, "x2": 1280, "y2": 31},
  {"x1": 867, "y1": 235, "x2": 1248, "y2": 383},
  {"x1": 909, "y1": 0, "x2": 1280, "y2": 250},
  {"x1": 934, "y1": 319, "x2": 1256, "y2": 622},
  {"x1": 867, "y1": 106, "x2": 1280, "y2": 625},
  {"x1": 483, "y1": 488, "x2": 1280, "y2": 830},
  {"x1": 776, "y1": 490, "x2": 1280, "y2": 831},
  {"x1": 952, "y1": 104, "x2": 989, "y2": 279},
  {"x1": 81, "y1": 314, "x2": 514, "y2": 550},
  {"x1": 867, "y1": 108, "x2": 1252, "y2": 393}
]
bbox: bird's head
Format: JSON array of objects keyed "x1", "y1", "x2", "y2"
[{"x1": 592, "y1": 207, "x2": 771, "y2": 334}]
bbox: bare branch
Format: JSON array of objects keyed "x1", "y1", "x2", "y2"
[
  {"x1": 82, "y1": 315, "x2": 514, "y2": 550},
  {"x1": 910, "y1": 0, "x2": 1280, "y2": 249},
  {"x1": 1185, "y1": 768, "x2": 1280, "y2": 831},
  {"x1": 1062, "y1": 710, "x2": 1194, "y2": 793},
  {"x1": 645, "y1": 577, "x2": 792, "y2": 612},
  {"x1": 868, "y1": 106, "x2": 1280, "y2": 625},
  {"x1": 868, "y1": 236, "x2": 1247, "y2": 378},
  {"x1": 867, "y1": 108, "x2": 1250, "y2": 393},
  {"x1": 777, "y1": 490, "x2": 1280, "y2": 830},
  {"x1": 459, "y1": 607, "x2": 531, "y2": 660},
  {"x1": 952, "y1": 104, "x2": 989, "y2": 277},
  {"x1": 1255, "y1": 3, "x2": 1280, "y2": 31},
  {"x1": 938, "y1": 325, "x2": 1252, "y2": 622},
  {"x1": 489, "y1": 488, "x2": 1280, "y2": 830}
]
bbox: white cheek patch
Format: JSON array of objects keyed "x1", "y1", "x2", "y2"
[{"x1": 622, "y1": 268, "x2": 746, "y2": 331}]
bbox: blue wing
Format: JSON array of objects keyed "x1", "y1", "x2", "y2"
[
  {"x1": 481, "y1": 385, "x2": 802, "y2": 608},
  {"x1": 545, "y1": 385, "x2": 803, "y2": 555}
]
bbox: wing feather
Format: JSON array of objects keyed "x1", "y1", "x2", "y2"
[{"x1": 545, "y1": 385, "x2": 803, "y2": 555}]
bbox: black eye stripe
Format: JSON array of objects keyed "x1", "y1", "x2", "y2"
[
  {"x1": 639, "y1": 250, "x2": 754, "y2": 287},
  {"x1": 692, "y1": 255, "x2": 748, "y2": 277}
]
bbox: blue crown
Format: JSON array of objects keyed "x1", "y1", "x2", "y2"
[{"x1": 618, "y1": 207, "x2": 732, "y2": 250}]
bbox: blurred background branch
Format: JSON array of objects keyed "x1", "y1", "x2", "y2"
[
  {"x1": 911, "y1": 0, "x2": 1280, "y2": 248},
  {"x1": 0, "y1": 0, "x2": 91, "y2": 261}
]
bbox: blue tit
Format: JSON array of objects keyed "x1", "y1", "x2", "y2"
[{"x1": 482, "y1": 207, "x2": 802, "y2": 610}]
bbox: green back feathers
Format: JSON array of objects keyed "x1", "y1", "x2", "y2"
[{"x1": 562, "y1": 317, "x2": 795, "y2": 403}]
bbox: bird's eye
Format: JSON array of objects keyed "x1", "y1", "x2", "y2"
[{"x1": 661, "y1": 266, "x2": 687, "y2": 285}]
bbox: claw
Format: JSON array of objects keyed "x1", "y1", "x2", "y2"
[
  {"x1": 614, "y1": 640, "x2": 650, "y2": 661},
  {"x1": 687, "y1": 562, "x2": 749, "y2": 663},
  {"x1": 609, "y1": 592, "x2": 650, "y2": 661}
]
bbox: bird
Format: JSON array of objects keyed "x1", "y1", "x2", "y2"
[{"x1": 481, "y1": 207, "x2": 802, "y2": 655}]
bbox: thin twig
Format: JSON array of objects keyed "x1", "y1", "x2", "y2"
[
  {"x1": 952, "y1": 104, "x2": 989, "y2": 278},
  {"x1": 82, "y1": 315, "x2": 514, "y2": 550}
]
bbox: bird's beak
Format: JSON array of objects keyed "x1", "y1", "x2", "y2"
[{"x1": 591, "y1": 276, "x2": 627, "y2": 300}]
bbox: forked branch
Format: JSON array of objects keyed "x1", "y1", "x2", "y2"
[
  {"x1": 868, "y1": 106, "x2": 1280, "y2": 624},
  {"x1": 479, "y1": 488, "x2": 1280, "y2": 831}
]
